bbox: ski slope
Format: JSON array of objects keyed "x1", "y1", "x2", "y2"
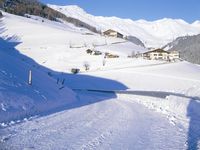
[{"x1": 49, "y1": 5, "x2": 200, "y2": 48}]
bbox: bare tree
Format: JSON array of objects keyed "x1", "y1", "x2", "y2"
[{"x1": 83, "y1": 61, "x2": 90, "y2": 71}]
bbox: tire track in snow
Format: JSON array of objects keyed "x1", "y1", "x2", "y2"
[{"x1": 0, "y1": 92, "x2": 187, "y2": 149}]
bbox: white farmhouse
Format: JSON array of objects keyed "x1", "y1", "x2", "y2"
[
  {"x1": 143, "y1": 49, "x2": 169, "y2": 60},
  {"x1": 143, "y1": 49, "x2": 180, "y2": 61}
]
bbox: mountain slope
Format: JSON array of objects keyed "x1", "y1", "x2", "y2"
[
  {"x1": 49, "y1": 5, "x2": 200, "y2": 48},
  {"x1": 164, "y1": 34, "x2": 200, "y2": 64},
  {"x1": 0, "y1": 0, "x2": 98, "y2": 33}
]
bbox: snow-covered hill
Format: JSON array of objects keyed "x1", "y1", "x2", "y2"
[
  {"x1": 49, "y1": 5, "x2": 200, "y2": 48},
  {"x1": 0, "y1": 11, "x2": 147, "y2": 123},
  {"x1": 0, "y1": 37, "x2": 77, "y2": 123}
]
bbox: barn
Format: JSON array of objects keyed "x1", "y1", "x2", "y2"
[{"x1": 103, "y1": 29, "x2": 123, "y2": 39}]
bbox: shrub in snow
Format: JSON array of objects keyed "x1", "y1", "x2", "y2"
[
  {"x1": 0, "y1": 11, "x2": 2, "y2": 18},
  {"x1": 47, "y1": 72, "x2": 53, "y2": 77},
  {"x1": 71, "y1": 68, "x2": 80, "y2": 74}
]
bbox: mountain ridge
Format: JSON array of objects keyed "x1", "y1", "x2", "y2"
[
  {"x1": 49, "y1": 4, "x2": 200, "y2": 48},
  {"x1": 0, "y1": 0, "x2": 98, "y2": 33}
]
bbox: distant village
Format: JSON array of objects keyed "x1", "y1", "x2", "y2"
[{"x1": 85, "y1": 29, "x2": 180, "y2": 61}]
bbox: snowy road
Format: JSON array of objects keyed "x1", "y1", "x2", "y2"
[{"x1": 0, "y1": 91, "x2": 187, "y2": 150}]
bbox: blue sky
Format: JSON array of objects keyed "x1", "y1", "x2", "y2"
[{"x1": 40, "y1": 0, "x2": 200, "y2": 23}]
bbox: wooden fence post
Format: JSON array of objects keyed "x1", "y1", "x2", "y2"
[{"x1": 28, "y1": 70, "x2": 32, "y2": 85}]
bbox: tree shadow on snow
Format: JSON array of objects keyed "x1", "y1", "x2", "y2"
[{"x1": 0, "y1": 27, "x2": 128, "y2": 123}]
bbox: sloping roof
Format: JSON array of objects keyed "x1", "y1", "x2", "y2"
[
  {"x1": 103, "y1": 29, "x2": 117, "y2": 33},
  {"x1": 143, "y1": 48, "x2": 169, "y2": 54},
  {"x1": 103, "y1": 29, "x2": 123, "y2": 35}
]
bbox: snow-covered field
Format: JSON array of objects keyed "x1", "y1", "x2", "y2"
[
  {"x1": 0, "y1": 12, "x2": 146, "y2": 72},
  {"x1": 0, "y1": 12, "x2": 200, "y2": 150}
]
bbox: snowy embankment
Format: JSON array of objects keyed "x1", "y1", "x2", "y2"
[{"x1": 0, "y1": 37, "x2": 77, "y2": 125}]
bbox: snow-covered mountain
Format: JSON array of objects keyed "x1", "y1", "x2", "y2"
[
  {"x1": 49, "y1": 5, "x2": 200, "y2": 48},
  {"x1": 192, "y1": 21, "x2": 200, "y2": 27}
]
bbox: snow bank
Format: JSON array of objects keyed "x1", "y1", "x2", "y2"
[{"x1": 118, "y1": 87, "x2": 200, "y2": 130}]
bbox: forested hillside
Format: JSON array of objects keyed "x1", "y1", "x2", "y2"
[
  {"x1": 0, "y1": 0, "x2": 98, "y2": 33},
  {"x1": 165, "y1": 34, "x2": 200, "y2": 64}
]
